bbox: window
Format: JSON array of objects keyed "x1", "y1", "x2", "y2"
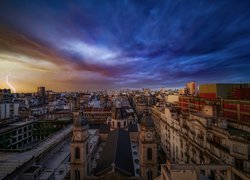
[
  {"x1": 12, "y1": 131, "x2": 16, "y2": 136},
  {"x1": 86, "y1": 143, "x2": 88, "y2": 154},
  {"x1": 124, "y1": 121, "x2": 126, "y2": 127},
  {"x1": 75, "y1": 170, "x2": 80, "y2": 180},
  {"x1": 117, "y1": 122, "x2": 121, "y2": 128},
  {"x1": 75, "y1": 147, "x2": 80, "y2": 159},
  {"x1": 233, "y1": 145, "x2": 244, "y2": 154},
  {"x1": 147, "y1": 148, "x2": 152, "y2": 160},
  {"x1": 18, "y1": 135, "x2": 22, "y2": 141},
  {"x1": 147, "y1": 170, "x2": 153, "y2": 180}
]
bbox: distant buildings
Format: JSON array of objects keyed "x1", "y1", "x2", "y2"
[
  {"x1": 0, "y1": 83, "x2": 249, "y2": 180},
  {"x1": 178, "y1": 82, "x2": 198, "y2": 96},
  {"x1": 37, "y1": 86, "x2": 46, "y2": 105},
  {"x1": 37, "y1": 86, "x2": 46, "y2": 97},
  {"x1": 186, "y1": 81, "x2": 198, "y2": 95},
  {"x1": 134, "y1": 93, "x2": 155, "y2": 115}
]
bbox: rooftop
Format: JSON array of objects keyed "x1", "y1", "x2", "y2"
[
  {"x1": 100, "y1": 124, "x2": 110, "y2": 134},
  {"x1": 95, "y1": 129, "x2": 134, "y2": 176},
  {"x1": 128, "y1": 124, "x2": 138, "y2": 132},
  {"x1": 0, "y1": 121, "x2": 35, "y2": 134},
  {"x1": 111, "y1": 107, "x2": 128, "y2": 120}
]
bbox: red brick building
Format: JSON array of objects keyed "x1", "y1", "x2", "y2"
[{"x1": 179, "y1": 83, "x2": 250, "y2": 124}]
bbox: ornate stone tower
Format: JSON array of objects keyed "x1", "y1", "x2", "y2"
[
  {"x1": 139, "y1": 112, "x2": 158, "y2": 180},
  {"x1": 70, "y1": 113, "x2": 89, "y2": 180},
  {"x1": 110, "y1": 105, "x2": 128, "y2": 130}
]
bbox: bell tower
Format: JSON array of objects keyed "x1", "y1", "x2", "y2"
[
  {"x1": 139, "y1": 112, "x2": 157, "y2": 180},
  {"x1": 70, "y1": 112, "x2": 89, "y2": 180}
]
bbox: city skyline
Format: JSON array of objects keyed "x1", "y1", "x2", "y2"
[{"x1": 1, "y1": 0, "x2": 250, "y2": 92}]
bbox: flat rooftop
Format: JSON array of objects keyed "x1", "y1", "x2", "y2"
[{"x1": 0, "y1": 121, "x2": 35, "y2": 134}]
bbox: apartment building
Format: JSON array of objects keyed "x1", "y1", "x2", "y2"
[
  {"x1": 151, "y1": 104, "x2": 250, "y2": 179},
  {"x1": 0, "y1": 118, "x2": 72, "y2": 151},
  {"x1": 179, "y1": 96, "x2": 250, "y2": 124}
]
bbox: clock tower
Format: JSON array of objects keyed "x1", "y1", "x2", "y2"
[
  {"x1": 70, "y1": 112, "x2": 89, "y2": 180},
  {"x1": 139, "y1": 112, "x2": 157, "y2": 180}
]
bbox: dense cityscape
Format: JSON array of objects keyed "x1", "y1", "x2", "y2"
[
  {"x1": 0, "y1": 82, "x2": 249, "y2": 180},
  {"x1": 1, "y1": 0, "x2": 250, "y2": 180}
]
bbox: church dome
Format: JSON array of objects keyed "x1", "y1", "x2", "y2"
[
  {"x1": 111, "y1": 107, "x2": 128, "y2": 120},
  {"x1": 74, "y1": 113, "x2": 88, "y2": 127},
  {"x1": 140, "y1": 112, "x2": 154, "y2": 128}
]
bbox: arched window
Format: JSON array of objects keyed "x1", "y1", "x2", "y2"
[
  {"x1": 124, "y1": 121, "x2": 126, "y2": 127},
  {"x1": 112, "y1": 121, "x2": 114, "y2": 127},
  {"x1": 147, "y1": 148, "x2": 152, "y2": 160},
  {"x1": 117, "y1": 122, "x2": 121, "y2": 128},
  {"x1": 75, "y1": 147, "x2": 80, "y2": 159},
  {"x1": 147, "y1": 170, "x2": 153, "y2": 180},
  {"x1": 75, "y1": 170, "x2": 80, "y2": 180}
]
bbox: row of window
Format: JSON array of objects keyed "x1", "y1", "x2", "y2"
[{"x1": 111, "y1": 120, "x2": 135, "y2": 128}]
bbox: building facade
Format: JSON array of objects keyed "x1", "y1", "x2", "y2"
[{"x1": 152, "y1": 103, "x2": 250, "y2": 180}]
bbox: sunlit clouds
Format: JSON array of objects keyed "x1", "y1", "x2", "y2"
[
  {"x1": 0, "y1": 0, "x2": 250, "y2": 92},
  {"x1": 61, "y1": 40, "x2": 121, "y2": 65}
]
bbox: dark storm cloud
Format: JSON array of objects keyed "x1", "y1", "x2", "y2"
[{"x1": 0, "y1": 0, "x2": 250, "y2": 89}]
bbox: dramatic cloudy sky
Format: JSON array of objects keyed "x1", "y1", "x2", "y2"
[{"x1": 0, "y1": 0, "x2": 250, "y2": 92}]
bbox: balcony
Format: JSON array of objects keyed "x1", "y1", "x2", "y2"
[{"x1": 207, "y1": 139, "x2": 230, "y2": 153}]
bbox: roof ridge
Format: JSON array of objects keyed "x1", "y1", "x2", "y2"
[{"x1": 112, "y1": 129, "x2": 120, "y2": 167}]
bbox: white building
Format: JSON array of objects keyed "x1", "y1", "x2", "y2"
[{"x1": 0, "y1": 103, "x2": 19, "y2": 120}]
